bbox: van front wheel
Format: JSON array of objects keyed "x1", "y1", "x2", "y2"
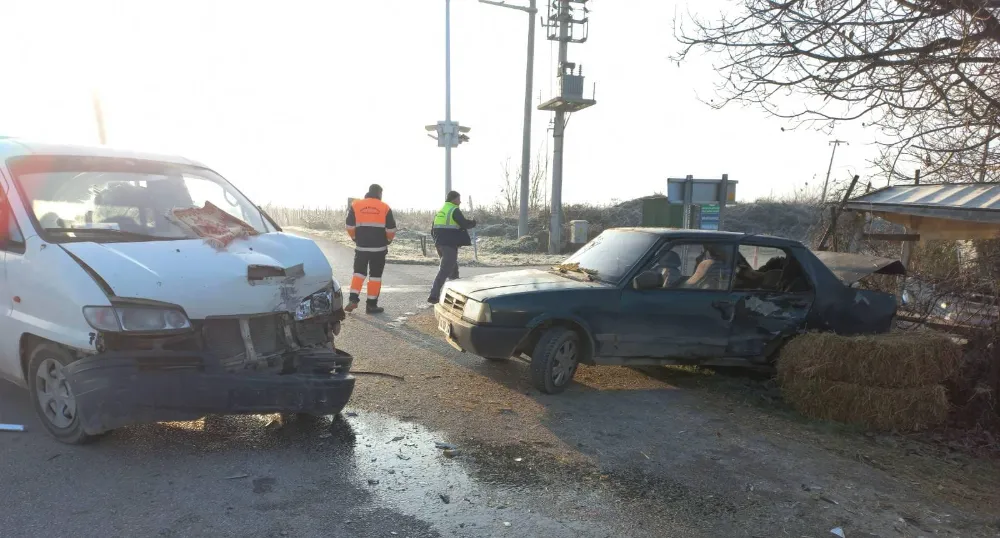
[{"x1": 28, "y1": 343, "x2": 99, "y2": 445}]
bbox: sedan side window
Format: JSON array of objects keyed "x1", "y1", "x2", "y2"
[
  {"x1": 733, "y1": 245, "x2": 812, "y2": 293},
  {"x1": 643, "y1": 242, "x2": 735, "y2": 291}
]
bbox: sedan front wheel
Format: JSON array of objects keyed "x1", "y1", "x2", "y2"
[{"x1": 529, "y1": 327, "x2": 580, "y2": 394}]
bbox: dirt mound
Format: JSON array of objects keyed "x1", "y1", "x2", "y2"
[{"x1": 778, "y1": 331, "x2": 961, "y2": 388}]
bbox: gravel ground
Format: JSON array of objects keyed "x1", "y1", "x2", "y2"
[{"x1": 343, "y1": 307, "x2": 1000, "y2": 537}]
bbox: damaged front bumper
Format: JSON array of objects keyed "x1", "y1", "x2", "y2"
[{"x1": 63, "y1": 347, "x2": 356, "y2": 435}]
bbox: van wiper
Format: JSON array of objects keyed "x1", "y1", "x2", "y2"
[{"x1": 44, "y1": 227, "x2": 175, "y2": 241}]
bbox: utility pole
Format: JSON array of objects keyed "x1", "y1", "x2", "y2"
[
  {"x1": 425, "y1": 0, "x2": 471, "y2": 198},
  {"x1": 444, "y1": 0, "x2": 453, "y2": 195},
  {"x1": 480, "y1": 0, "x2": 537, "y2": 238},
  {"x1": 539, "y1": 0, "x2": 595, "y2": 254},
  {"x1": 820, "y1": 139, "x2": 848, "y2": 203},
  {"x1": 92, "y1": 90, "x2": 107, "y2": 145}
]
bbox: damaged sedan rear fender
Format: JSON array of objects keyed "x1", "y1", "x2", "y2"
[{"x1": 797, "y1": 248, "x2": 903, "y2": 335}]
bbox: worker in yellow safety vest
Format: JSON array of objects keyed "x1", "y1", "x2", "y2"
[{"x1": 428, "y1": 190, "x2": 476, "y2": 303}]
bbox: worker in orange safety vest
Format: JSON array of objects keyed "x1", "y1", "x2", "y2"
[{"x1": 345, "y1": 184, "x2": 396, "y2": 314}]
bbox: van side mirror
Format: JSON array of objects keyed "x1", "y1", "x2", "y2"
[{"x1": 632, "y1": 270, "x2": 663, "y2": 290}]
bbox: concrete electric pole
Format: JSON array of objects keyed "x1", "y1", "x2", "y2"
[
  {"x1": 479, "y1": 0, "x2": 538, "y2": 238},
  {"x1": 92, "y1": 90, "x2": 107, "y2": 145},
  {"x1": 820, "y1": 139, "x2": 848, "y2": 203},
  {"x1": 539, "y1": 0, "x2": 595, "y2": 254}
]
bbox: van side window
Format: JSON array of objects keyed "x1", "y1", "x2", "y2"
[{"x1": 1, "y1": 197, "x2": 25, "y2": 254}]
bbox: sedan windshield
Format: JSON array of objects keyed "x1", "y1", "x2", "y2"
[
  {"x1": 558, "y1": 229, "x2": 659, "y2": 284},
  {"x1": 8, "y1": 155, "x2": 270, "y2": 243}
]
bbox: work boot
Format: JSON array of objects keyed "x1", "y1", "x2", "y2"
[
  {"x1": 427, "y1": 297, "x2": 439, "y2": 304},
  {"x1": 366, "y1": 303, "x2": 384, "y2": 315},
  {"x1": 344, "y1": 301, "x2": 359, "y2": 313}
]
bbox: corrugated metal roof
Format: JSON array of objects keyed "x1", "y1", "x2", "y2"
[
  {"x1": 848, "y1": 183, "x2": 1000, "y2": 211},
  {"x1": 845, "y1": 183, "x2": 1000, "y2": 224}
]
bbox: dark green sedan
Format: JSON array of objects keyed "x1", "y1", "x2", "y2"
[{"x1": 434, "y1": 228, "x2": 904, "y2": 394}]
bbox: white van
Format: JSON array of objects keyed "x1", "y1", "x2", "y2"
[{"x1": 0, "y1": 138, "x2": 354, "y2": 444}]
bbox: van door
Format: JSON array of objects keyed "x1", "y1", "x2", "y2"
[{"x1": 0, "y1": 183, "x2": 27, "y2": 384}]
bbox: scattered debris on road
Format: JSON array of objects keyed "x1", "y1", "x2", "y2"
[
  {"x1": 443, "y1": 449, "x2": 461, "y2": 458},
  {"x1": 434, "y1": 441, "x2": 457, "y2": 450},
  {"x1": 0, "y1": 423, "x2": 25, "y2": 432},
  {"x1": 353, "y1": 371, "x2": 406, "y2": 381},
  {"x1": 830, "y1": 527, "x2": 845, "y2": 537},
  {"x1": 226, "y1": 473, "x2": 250, "y2": 480},
  {"x1": 439, "y1": 493, "x2": 451, "y2": 504}
]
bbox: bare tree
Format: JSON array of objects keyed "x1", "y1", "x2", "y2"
[
  {"x1": 496, "y1": 150, "x2": 548, "y2": 214},
  {"x1": 498, "y1": 157, "x2": 519, "y2": 214},
  {"x1": 675, "y1": 0, "x2": 1000, "y2": 183}
]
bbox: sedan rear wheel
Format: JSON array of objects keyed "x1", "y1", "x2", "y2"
[{"x1": 529, "y1": 328, "x2": 580, "y2": 394}]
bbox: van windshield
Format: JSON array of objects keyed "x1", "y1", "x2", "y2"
[{"x1": 8, "y1": 155, "x2": 271, "y2": 243}]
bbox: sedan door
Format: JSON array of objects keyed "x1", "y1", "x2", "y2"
[
  {"x1": 612, "y1": 241, "x2": 737, "y2": 360},
  {"x1": 726, "y1": 244, "x2": 815, "y2": 360}
]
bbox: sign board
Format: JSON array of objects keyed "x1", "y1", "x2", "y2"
[
  {"x1": 699, "y1": 203, "x2": 720, "y2": 230},
  {"x1": 347, "y1": 197, "x2": 358, "y2": 211},
  {"x1": 666, "y1": 177, "x2": 737, "y2": 204}
]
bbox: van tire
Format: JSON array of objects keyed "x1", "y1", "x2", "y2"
[
  {"x1": 529, "y1": 328, "x2": 580, "y2": 395},
  {"x1": 27, "y1": 343, "x2": 99, "y2": 445}
]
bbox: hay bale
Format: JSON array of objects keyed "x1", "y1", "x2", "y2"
[
  {"x1": 778, "y1": 331, "x2": 961, "y2": 389},
  {"x1": 781, "y1": 378, "x2": 949, "y2": 431}
]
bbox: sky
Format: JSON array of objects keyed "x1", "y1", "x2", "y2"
[{"x1": 0, "y1": 0, "x2": 882, "y2": 211}]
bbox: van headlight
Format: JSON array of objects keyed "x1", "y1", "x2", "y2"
[
  {"x1": 296, "y1": 285, "x2": 338, "y2": 321},
  {"x1": 83, "y1": 305, "x2": 192, "y2": 333},
  {"x1": 462, "y1": 299, "x2": 492, "y2": 324}
]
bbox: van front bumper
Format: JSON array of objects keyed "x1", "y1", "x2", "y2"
[{"x1": 63, "y1": 347, "x2": 355, "y2": 435}]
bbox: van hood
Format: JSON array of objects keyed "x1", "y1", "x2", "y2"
[
  {"x1": 446, "y1": 269, "x2": 609, "y2": 302},
  {"x1": 60, "y1": 233, "x2": 334, "y2": 319}
]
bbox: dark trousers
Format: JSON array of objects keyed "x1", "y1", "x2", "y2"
[
  {"x1": 429, "y1": 245, "x2": 459, "y2": 301},
  {"x1": 350, "y1": 250, "x2": 387, "y2": 305}
]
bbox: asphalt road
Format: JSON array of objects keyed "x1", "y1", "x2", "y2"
[
  {"x1": 2, "y1": 236, "x2": 996, "y2": 537},
  {"x1": 0, "y1": 238, "x2": 592, "y2": 538}
]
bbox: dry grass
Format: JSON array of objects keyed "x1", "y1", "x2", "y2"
[
  {"x1": 778, "y1": 331, "x2": 962, "y2": 388},
  {"x1": 781, "y1": 378, "x2": 950, "y2": 431}
]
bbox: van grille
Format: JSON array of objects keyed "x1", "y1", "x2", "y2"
[
  {"x1": 442, "y1": 291, "x2": 467, "y2": 318},
  {"x1": 203, "y1": 314, "x2": 289, "y2": 370}
]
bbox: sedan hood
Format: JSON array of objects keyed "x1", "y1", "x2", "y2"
[
  {"x1": 60, "y1": 233, "x2": 334, "y2": 319},
  {"x1": 445, "y1": 269, "x2": 608, "y2": 301}
]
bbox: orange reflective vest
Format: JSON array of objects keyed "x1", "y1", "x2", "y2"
[{"x1": 346, "y1": 197, "x2": 396, "y2": 252}]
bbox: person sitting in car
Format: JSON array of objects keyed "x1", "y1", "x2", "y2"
[{"x1": 685, "y1": 244, "x2": 731, "y2": 290}]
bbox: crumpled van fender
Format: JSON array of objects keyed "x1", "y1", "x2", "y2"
[{"x1": 519, "y1": 313, "x2": 597, "y2": 364}]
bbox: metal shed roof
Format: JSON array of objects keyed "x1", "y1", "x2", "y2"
[
  {"x1": 844, "y1": 183, "x2": 1000, "y2": 240},
  {"x1": 845, "y1": 183, "x2": 1000, "y2": 223}
]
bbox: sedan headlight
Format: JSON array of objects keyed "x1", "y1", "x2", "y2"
[
  {"x1": 296, "y1": 284, "x2": 339, "y2": 321},
  {"x1": 83, "y1": 305, "x2": 192, "y2": 333},
  {"x1": 462, "y1": 299, "x2": 492, "y2": 324}
]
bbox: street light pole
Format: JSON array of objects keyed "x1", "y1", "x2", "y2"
[
  {"x1": 479, "y1": 0, "x2": 538, "y2": 238},
  {"x1": 445, "y1": 0, "x2": 453, "y2": 196}
]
